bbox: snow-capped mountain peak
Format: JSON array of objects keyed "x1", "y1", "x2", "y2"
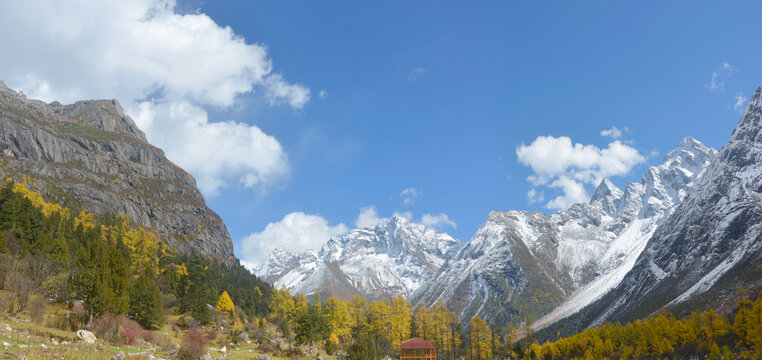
[
  {"x1": 561, "y1": 87, "x2": 762, "y2": 330},
  {"x1": 590, "y1": 178, "x2": 624, "y2": 216},
  {"x1": 258, "y1": 216, "x2": 462, "y2": 300},
  {"x1": 415, "y1": 135, "x2": 717, "y2": 329}
]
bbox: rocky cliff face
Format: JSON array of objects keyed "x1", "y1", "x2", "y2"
[{"x1": 0, "y1": 81, "x2": 235, "y2": 263}]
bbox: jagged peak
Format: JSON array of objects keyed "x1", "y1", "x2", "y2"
[
  {"x1": 388, "y1": 214, "x2": 411, "y2": 226},
  {"x1": 590, "y1": 178, "x2": 623, "y2": 203},
  {"x1": 269, "y1": 245, "x2": 294, "y2": 257},
  {"x1": 750, "y1": 87, "x2": 762, "y2": 107},
  {"x1": 660, "y1": 136, "x2": 716, "y2": 172}
]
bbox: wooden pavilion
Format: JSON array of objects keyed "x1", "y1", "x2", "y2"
[{"x1": 400, "y1": 338, "x2": 437, "y2": 360}]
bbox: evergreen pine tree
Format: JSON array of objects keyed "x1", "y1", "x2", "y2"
[{"x1": 129, "y1": 264, "x2": 165, "y2": 329}]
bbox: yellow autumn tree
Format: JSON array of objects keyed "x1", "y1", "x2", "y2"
[
  {"x1": 328, "y1": 332, "x2": 340, "y2": 345},
  {"x1": 215, "y1": 290, "x2": 235, "y2": 318},
  {"x1": 325, "y1": 296, "x2": 353, "y2": 339},
  {"x1": 430, "y1": 301, "x2": 459, "y2": 352},
  {"x1": 390, "y1": 296, "x2": 412, "y2": 349},
  {"x1": 269, "y1": 287, "x2": 295, "y2": 323},
  {"x1": 349, "y1": 295, "x2": 368, "y2": 334},
  {"x1": 295, "y1": 292, "x2": 309, "y2": 319},
  {"x1": 415, "y1": 301, "x2": 432, "y2": 339},
  {"x1": 470, "y1": 316, "x2": 492, "y2": 360},
  {"x1": 12, "y1": 180, "x2": 68, "y2": 218},
  {"x1": 369, "y1": 299, "x2": 392, "y2": 345},
  {"x1": 74, "y1": 209, "x2": 96, "y2": 231}
]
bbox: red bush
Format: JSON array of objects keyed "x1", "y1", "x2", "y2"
[
  {"x1": 179, "y1": 329, "x2": 208, "y2": 360},
  {"x1": 142, "y1": 330, "x2": 155, "y2": 343},
  {"x1": 117, "y1": 315, "x2": 145, "y2": 345},
  {"x1": 91, "y1": 312, "x2": 119, "y2": 343},
  {"x1": 119, "y1": 327, "x2": 138, "y2": 345},
  {"x1": 91, "y1": 313, "x2": 151, "y2": 345}
]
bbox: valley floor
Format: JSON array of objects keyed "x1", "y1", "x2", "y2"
[{"x1": 0, "y1": 293, "x2": 336, "y2": 360}]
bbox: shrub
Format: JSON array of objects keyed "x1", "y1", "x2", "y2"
[
  {"x1": 41, "y1": 272, "x2": 70, "y2": 303},
  {"x1": 179, "y1": 329, "x2": 208, "y2": 360},
  {"x1": 142, "y1": 329, "x2": 154, "y2": 343},
  {"x1": 91, "y1": 312, "x2": 119, "y2": 343},
  {"x1": 91, "y1": 313, "x2": 150, "y2": 345},
  {"x1": 258, "y1": 340, "x2": 275, "y2": 354},
  {"x1": 326, "y1": 340, "x2": 338, "y2": 356},
  {"x1": 162, "y1": 293, "x2": 177, "y2": 310},
  {"x1": 117, "y1": 315, "x2": 145, "y2": 345},
  {"x1": 119, "y1": 327, "x2": 139, "y2": 345},
  {"x1": 154, "y1": 333, "x2": 175, "y2": 352},
  {"x1": 28, "y1": 296, "x2": 46, "y2": 325}
]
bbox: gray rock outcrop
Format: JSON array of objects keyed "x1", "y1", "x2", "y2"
[{"x1": 0, "y1": 81, "x2": 235, "y2": 263}]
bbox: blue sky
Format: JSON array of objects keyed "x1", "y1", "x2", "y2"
[{"x1": 1, "y1": 1, "x2": 760, "y2": 265}]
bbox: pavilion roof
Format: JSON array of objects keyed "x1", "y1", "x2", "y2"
[{"x1": 400, "y1": 338, "x2": 437, "y2": 349}]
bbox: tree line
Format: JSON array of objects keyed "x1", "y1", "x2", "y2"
[
  {"x1": 0, "y1": 178, "x2": 272, "y2": 330},
  {"x1": 3, "y1": 177, "x2": 762, "y2": 360}
]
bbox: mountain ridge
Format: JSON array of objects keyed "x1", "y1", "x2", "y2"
[
  {"x1": 0, "y1": 81, "x2": 235, "y2": 263},
  {"x1": 414, "y1": 133, "x2": 717, "y2": 327},
  {"x1": 257, "y1": 215, "x2": 462, "y2": 300}
]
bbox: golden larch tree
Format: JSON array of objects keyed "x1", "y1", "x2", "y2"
[{"x1": 215, "y1": 290, "x2": 235, "y2": 318}]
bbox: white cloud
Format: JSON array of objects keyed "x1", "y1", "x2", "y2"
[
  {"x1": 240, "y1": 212, "x2": 348, "y2": 264},
  {"x1": 394, "y1": 211, "x2": 414, "y2": 220},
  {"x1": 706, "y1": 71, "x2": 722, "y2": 91},
  {"x1": 420, "y1": 213, "x2": 457, "y2": 230},
  {"x1": 319, "y1": 90, "x2": 329, "y2": 99},
  {"x1": 239, "y1": 259, "x2": 259, "y2": 274},
  {"x1": 355, "y1": 206, "x2": 453, "y2": 231},
  {"x1": 516, "y1": 135, "x2": 645, "y2": 209},
  {"x1": 600, "y1": 126, "x2": 629, "y2": 140},
  {"x1": 400, "y1": 188, "x2": 422, "y2": 204},
  {"x1": 408, "y1": 68, "x2": 427, "y2": 82},
  {"x1": 0, "y1": 0, "x2": 310, "y2": 196},
  {"x1": 734, "y1": 92, "x2": 748, "y2": 112},
  {"x1": 545, "y1": 176, "x2": 590, "y2": 209},
  {"x1": 355, "y1": 206, "x2": 387, "y2": 228},
  {"x1": 264, "y1": 74, "x2": 311, "y2": 109},
  {"x1": 133, "y1": 100, "x2": 288, "y2": 195},
  {"x1": 527, "y1": 189, "x2": 544, "y2": 204},
  {"x1": 705, "y1": 62, "x2": 735, "y2": 91}
]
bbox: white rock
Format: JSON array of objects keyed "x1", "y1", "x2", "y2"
[{"x1": 76, "y1": 329, "x2": 97, "y2": 344}]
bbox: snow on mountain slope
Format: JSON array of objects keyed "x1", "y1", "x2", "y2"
[
  {"x1": 575, "y1": 87, "x2": 762, "y2": 327},
  {"x1": 533, "y1": 136, "x2": 717, "y2": 329},
  {"x1": 257, "y1": 215, "x2": 462, "y2": 300},
  {"x1": 414, "y1": 136, "x2": 715, "y2": 327}
]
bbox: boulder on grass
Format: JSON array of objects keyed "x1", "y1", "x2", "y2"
[{"x1": 76, "y1": 329, "x2": 97, "y2": 344}]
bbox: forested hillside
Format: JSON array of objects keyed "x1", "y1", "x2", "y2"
[{"x1": 0, "y1": 177, "x2": 271, "y2": 329}]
